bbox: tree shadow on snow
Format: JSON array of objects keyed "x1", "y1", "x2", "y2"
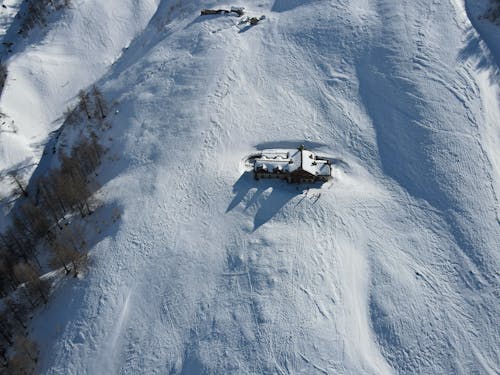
[
  {"x1": 226, "y1": 171, "x2": 307, "y2": 231},
  {"x1": 457, "y1": 27, "x2": 500, "y2": 86},
  {"x1": 0, "y1": 0, "x2": 69, "y2": 58}
]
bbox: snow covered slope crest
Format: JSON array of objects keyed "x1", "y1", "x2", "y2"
[{"x1": 0, "y1": 0, "x2": 160, "y2": 197}]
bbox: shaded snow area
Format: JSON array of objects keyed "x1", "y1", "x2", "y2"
[
  {"x1": 1, "y1": 0, "x2": 498, "y2": 373},
  {"x1": 0, "y1": 0, "x2": 160, "y2": 196}
]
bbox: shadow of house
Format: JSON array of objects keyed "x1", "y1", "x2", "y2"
[
  {"x1": 227, "y1": 171, "x2": 311, "y2": 231},
  {"x1": 251, "y1": 185, "x2": 301, "y2": 231}
]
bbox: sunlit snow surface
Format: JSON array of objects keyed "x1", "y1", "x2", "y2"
[{"x1": 0, "y1": 0, "x2": 498, "y2": 374}]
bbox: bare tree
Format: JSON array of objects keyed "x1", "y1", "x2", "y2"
[
  {"x1": 78, "y1": 90, "x2": 91, "y2": 119},
  {"x1": 0, "y1": 62, "x2": 7, "y2": 97},
  {"x1": 0, "y1": 346, "x2": 7, "y2": 368},
  {"x1": 0, "y1": 248, "x2": 21, "y2": 296},
  {"x1": 0, "y1": 310, "x2": 13, "y2": 347},
  {"x1": 48, "y1": 240, "x2": 73, "y2": 274},
  {"x1": 63, "y1": 105, "x2": 80, "y2": 126},
  {"x1": 18, "y1": 201, "x2": 50, "y2": 241},
  {"x1": 7, "y1": 170, "x2": 28, "y2": 198},
  {"x1": 38, "y1": 174, "x2": 67, "y2": 225},
  {"x1": 10, "y1": 204, "x2": 49, "y2": 265},
  {"x1": 3, "y1": 229, "x2": 39, "y2": 267},
  {"x1": 20, "y1": 1, "x2": 45, "y2": 35},
  {"x1": 71, "y1": 133, "x2": 104, "y2": 176},
  {"x1": 8, "y1": 335, "x2": 38, "y2": 375},
  {"x1": 18, "y1": 0, "x2": 72, "y2": 35},
  {"x1": 49, "y1": 237, "x2": 87, "y2": 276},
  {"x1": 91, "y1": 85, "x2": 108, "y2": 121},
  {"x1": 57, "y1": 159, "x2": 93, "y2": 217},
  {"x1": 13, "y1": 262, "x2": 49, "y2": 305},
  {"x1": 10, "y1": 221, "x2": 41, "y2": 270},
  {"x1": 38, "y1": 135, "x2": 102, "y2": 222},
  {"x1": 4, "y1": 298, "x2": 28, "y2": 330}
]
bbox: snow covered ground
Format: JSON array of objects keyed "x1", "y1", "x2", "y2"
[
  {"x1": 0, "y1": 0, "x2": 498, "y2": 374},
  {"x1": 0, "y1": 0, "x2": 159, "y2": 197}
]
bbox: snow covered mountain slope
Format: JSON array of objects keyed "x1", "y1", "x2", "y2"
[
  {"x1": 0, "y1": 0, "x2": 159, "y2": 196},
  {"x1": 12, "y1": 0, "x2": 499, "y2": 373}
]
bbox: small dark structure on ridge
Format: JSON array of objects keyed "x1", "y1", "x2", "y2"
[
  {"x1": 201, "y1": 7, "x2": 245, "y2": 17},
  {"x1": 253, "y1": 145, "x2": 332, "y2": 183}
]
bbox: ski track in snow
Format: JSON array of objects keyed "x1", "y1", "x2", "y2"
[{"x1": 0, "y1": 0, "x2": 497, "y2": 374}]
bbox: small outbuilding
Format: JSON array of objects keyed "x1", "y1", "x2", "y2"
[{"x1": 253, "y1": 145, "x2": 331, "y2": 183}]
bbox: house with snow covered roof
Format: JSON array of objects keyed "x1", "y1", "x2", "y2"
[{"x1": 253, "y1": 145, "x2": 331, "y2": 183}]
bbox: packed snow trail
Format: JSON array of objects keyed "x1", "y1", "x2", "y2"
[{"x1": 20, "y1": 0, "x2": 500, "y2": 374}]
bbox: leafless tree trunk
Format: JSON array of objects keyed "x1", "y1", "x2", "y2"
[
  {"x1": 38, "y1": 174, "x2": 67, "y2": 223},
  {"x1": 0, "y1": 62, "x2": 7, "y2": 97},
  {"x1": 3, "y1": 229, "x2": 39, "y2": 267},
  {"x1": 0, "y1": 346, "x2": 7, "y2": 367},
  {"x1": 8, "y1": 335, "x2": 39, "y2": 374},
  {"x1": 18, "y1": 201, "x2": 50, "y2": 241},
  {"x1": 91, "y1": 85, "x2": 108, "y2": 121},
  {"x1": 0, "y1": 311, "x2": 13, "y2": 346},
  {"x1": 13, "y1": 263, "x2": 49, "y2": 306},
  {"x1": 7, "y1": 171, "x2": 28, "y2": 198},
  {"x1": 0, "y1": 249, "x2": 20, "y2": 295},
  {"x1": 78, "y1": 90, "x2": 91, "y2": 119},
  {"x1": 63, "y1": 106, "x2": 80, "y2": 126},
  {"x1": 4, "y1": 298, "x2": 28, "y2": 330},
  {"x1": 48, "y1": 240, "x2": 72, "y2": 274}
]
